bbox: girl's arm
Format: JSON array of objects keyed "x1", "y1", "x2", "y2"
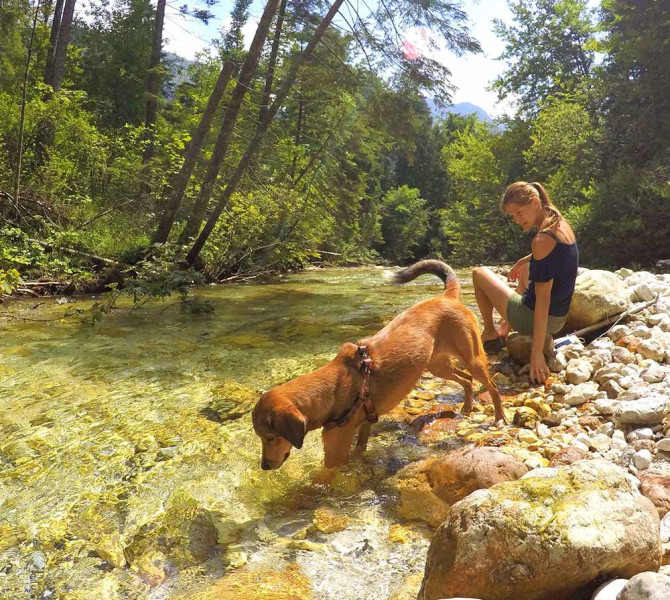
[
  {"x1": 508, "y1": 253, "x2": 532, "y2": 282},
  {"x1": 530, "y1": 279, "x2": 553, "y2": 384}
]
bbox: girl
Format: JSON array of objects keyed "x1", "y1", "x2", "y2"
[{"x1": 472, "y1": 181, "x2": 579, "y2": 384}]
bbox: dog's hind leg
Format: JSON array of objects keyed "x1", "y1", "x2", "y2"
[
  {"x1": 462, "y1": 357, "x2": 507, "y2": 425},
  {"x1": 427, "y1": 358, "x2": 474, "y2": 414}
]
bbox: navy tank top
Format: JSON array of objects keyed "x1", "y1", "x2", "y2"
[{"x1": 522, "y1": 230, "x2": 579, "y2": 317}]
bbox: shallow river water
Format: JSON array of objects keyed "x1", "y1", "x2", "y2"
[{"x1": 0, "y1": 267, "x2": 484, "y2": 600}]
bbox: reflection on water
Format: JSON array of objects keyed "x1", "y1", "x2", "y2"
[{"x1": 0, "y1": 267, "x2": 478, "y2": 599}]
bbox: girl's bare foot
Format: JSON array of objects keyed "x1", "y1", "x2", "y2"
[{"x1": 497, "y1": 320, "x2": 512, "y2": 339}]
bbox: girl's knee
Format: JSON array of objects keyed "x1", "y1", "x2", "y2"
[{"x1": 472, "y1": 266, "x2": 491, "y2": 284}]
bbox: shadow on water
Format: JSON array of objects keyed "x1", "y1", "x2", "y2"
[{"x1": 0, "y1": 266, "x2": 477, "y2": 600}]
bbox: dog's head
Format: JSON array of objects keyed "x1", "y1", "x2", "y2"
[{"x1": 251, "y1": 391, "x2": 308, "y2": 470}]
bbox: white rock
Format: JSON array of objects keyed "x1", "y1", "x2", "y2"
[
  {"x1": 595, "y1": 398, "x2": 621, "y2": 415},
  {"x1": 564, "y1": 382, "x2": 600, "y2": 406},
  {"x1": 661, "y1": 512, "x2": 670, "y2": 543},
  {"x1": 632, "y1": 449, "x2": 652, "y2": 470},
  {"x1": 598, "y1": 422, "x2": 615, "y2": 436},
  {"x1": 657, "y1": 438, "x2": 670, "y2": 453},
  {"x1": 614, "y1": 394, "x2": 670, "y2": 426},
  {"x1": 611, "y1": 430, "x2": 628, "y2": 451},
  {"x1": 566, "y1": 358, "x2": 593, "y2": 385},
  {"x1": 637, "y1": 338, "x2": 666, "y2": 362},
  {"x1": 641, "y1": 363, "x2": 667, "y2": 383},
  {"x1": 590, "y1": 434, "x2": 613, "y2": 452},
  {"x1": 591, "y1": 578, "x2": 628, "y2": 600},
  {"x1": 633, "y1": 283, "x2": 656, "y2": 302}
]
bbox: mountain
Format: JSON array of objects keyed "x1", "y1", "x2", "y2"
[{"x1": 426, "y1": 98, "x2": 492, "y2": 123}]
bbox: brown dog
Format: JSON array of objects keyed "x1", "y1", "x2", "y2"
[{"x1": 252, "y1": 260, "x2": 506, "y2": 470}]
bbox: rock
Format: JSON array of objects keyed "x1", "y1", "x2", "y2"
[
  {"x1": 612, "y1": 347, "x2": 637, "y2": 364},
  {"x1": 637, "y1": 339, "x2": 666, "y2": 362},
  {"x1": 130, "y1": 550, "x2": 169, "y2": 587},
  {"x1": 657, "y1": 438, "x2": 670, "y2": 453},
  {"x1": 565, "y1": 358, "x2": 593, "y2": 385},
  {"x1": 563, "y1": 269, "x2": 630, "y2": 333},
  {"x1": 506, "y1": 333, "x2": 554, "y2": 364},
  {"x1": 632, "y1": 283, "x2": 657, "y2": 302},
  {"x1": 176, "y1": 564, "x2": 314, "y2": 600},
  {"x1": 633, "y1": 449, "x2": 653, "y2": 471},
  {"x1": 614, "y1": 394, "x2": 670, "y2": 426},
  {"x1": 639, "y1": 474, "x2": 670, "y2": 518},
  {"x1": 310, "y1": 508, "x2": 350, "y2": 534},
  {"x1": 617, "y1": 571, "x2": 670, "y2": 600},
  {"x1": 388, "y1": 447, "x2": 529, "y2": 527},
  {"x1": 418, "y1": 460, "x2": 661, "y2": 600},
  {"x1": 591, "y1": 579, "x2": 627, "y2": 600},
  {"x1": 548, "y1": 446, "x2": 590, "y2": 466},
  {"x1": 640, "y1": 364, "x2": 666, "y2": 384},
  {"x1": 564, "y1": 382, "x2": 600, "y2": 406}
]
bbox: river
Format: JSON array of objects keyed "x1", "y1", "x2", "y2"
[{"x1": 0, "y1": 266, "x2": 482, "y2": 600}]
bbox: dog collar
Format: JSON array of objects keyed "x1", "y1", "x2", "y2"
[{"x1": 323, "y1": 345, "x2": 378, "y2": 430}]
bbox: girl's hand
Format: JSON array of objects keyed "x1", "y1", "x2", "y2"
[
  {"x1": 530, "y1": 352, "x2": 550, "y2": 384},
  {"x1": 508, "y1": 259, "x2": 526, "y2": 282}
]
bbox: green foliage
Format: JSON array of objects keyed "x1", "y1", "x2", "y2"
[
  {"x1": 524, "y1": 93, "x2": 602, "y2": 210},
  {"x1": 379, "y1": 185, "x2": 429, "y2": 264},
  {"x1": 493, "y1": 0, "x2": 597, "y2": 117},
  {"x1": 0, "y1": 268, "x2": 22, "y2": 294},
  {"x1": 440, "y1": 122, "x2": 516, "y2": 265}
]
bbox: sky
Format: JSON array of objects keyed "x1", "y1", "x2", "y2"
[{"x1": 162, "y1": 0, "x2": 515, "y2": 118}]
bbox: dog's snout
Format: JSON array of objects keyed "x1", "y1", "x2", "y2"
[{"x1": 261, "y1": 459, "x2": 271, "y2": 470}]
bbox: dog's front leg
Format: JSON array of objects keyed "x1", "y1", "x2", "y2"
[
  {"x1": 321, "y1": 422, "x2": 358, "y2": 468},
  {"x1": 354, "y1": 422, "x2": 372, "y2": 453}
]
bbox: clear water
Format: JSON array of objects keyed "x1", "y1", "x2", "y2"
[{"x1": 0, "y1": 267, "x2": 479, "y2": 600}]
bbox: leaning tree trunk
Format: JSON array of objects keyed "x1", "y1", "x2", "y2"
[
  {"x1": 185, "y1": 0, "x2": 347, "y2": 265},
  {"x1": 256, "y1": 0, "x2": 287, "y2": 126},
  {"x1": 176, "y1": 0, "x2": 282, "y2": 244},
  {"x1": 140, "y1": 0, "x2": 167, "y2": 199},
  {"x1": 151, "y1": 60, "x2": 236, "y2": 244}
]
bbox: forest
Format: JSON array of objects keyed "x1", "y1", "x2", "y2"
[{"x1": 1, "y1": 0, "x2": 669, "y2": 300}]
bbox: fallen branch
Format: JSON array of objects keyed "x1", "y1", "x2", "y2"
[
  {"x1": 556, "y1": 294, "x2": 659, "y2": 344},
  {"x1": 27, "y1": 238, "x2": 121, "y2": 266}
]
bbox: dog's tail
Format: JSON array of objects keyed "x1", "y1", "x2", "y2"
[{"x1": 389, "y1": 260, "x2": 460, "y2": 299}]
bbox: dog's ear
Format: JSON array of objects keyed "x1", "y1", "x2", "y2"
[{"x1": 274, "y1": 405, "x2": 307, "y2": 449}]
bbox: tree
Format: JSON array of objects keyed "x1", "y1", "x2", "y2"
[
  {"x1": 493, "y1": 0, "x2": 597, "y2": 117},
  {"x1": 139, "y1": 0, "x2": 167, "y2": 196},
  {"x1": 379, "y1": 185, "x2": 428, "y2": 263}
]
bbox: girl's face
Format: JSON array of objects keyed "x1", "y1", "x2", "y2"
[{"x1": 504, "y1": 199, "x2": 540, "y2": 232}]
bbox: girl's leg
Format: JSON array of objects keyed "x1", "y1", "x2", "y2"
[{"x1": 472, "y1": 267, "x2": 515, "y2": 342}]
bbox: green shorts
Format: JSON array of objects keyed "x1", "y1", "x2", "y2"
[{"x1": 506, "y1": 293, "x2": 567, "y2": 336}]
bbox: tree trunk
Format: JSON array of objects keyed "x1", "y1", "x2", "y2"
[
  {"x1": 185, "y1": 0, "x2": 347, "y2": 265},
  {"x1": 49, "y1": 0, "x2": 75, "y2": 93},
  {"x1": 151, "y1": 60, "x2": 236, "y2": 244},
  {"x1": 177, "y1": 0, "x2": 281, "y2": 244},
  {"x1": 14, "y1": 0, "x2": 42, "y2": 204},
  {"x1": 290, "y1": 94, "x2": 304, "y2": 180},
  {"x1": 257, "y1": 0, "x2": 287, "y2": 126},
  {"x1": 43, "y1": 0, "x2": 65, "y2": 88},
  {"x1": 140, "y1": 0, "x2": 167, "y2": 198}
]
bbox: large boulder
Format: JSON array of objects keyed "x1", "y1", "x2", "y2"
[
  {"x1": 385, "y1": 447, "x2": 528, "y2": 527},
  {"x1": 419, "y1": 459, "x2": 661, "y2": 600},
  {"x1": 563, "y1": 269, "x2": 630, "y2": 333}
]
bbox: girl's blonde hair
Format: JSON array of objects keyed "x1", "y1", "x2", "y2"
[{"x1": 500, "y1": 181, "x2": 561, "y2": 229}]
